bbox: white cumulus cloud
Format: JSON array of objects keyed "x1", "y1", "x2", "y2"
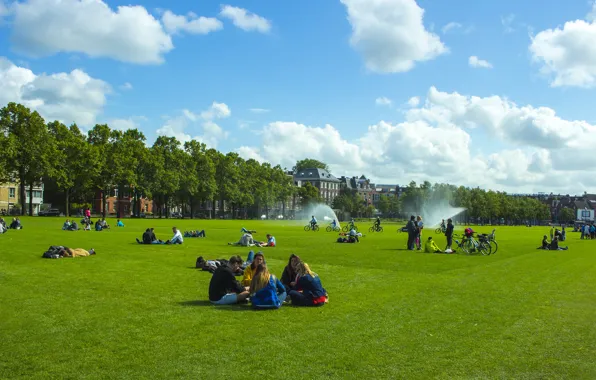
[
  {"x1": 0, "y1": 57, "x2": 110, "y2": 125},
  {"x1": 469, "y1": 56, "x2": 493, "y2": 69},
  {"x1": 219, "y1": 5, "x2": 271, "y2": 33},
  {"x1": 161, "y1": 10, "x2": 223, "y2": 35},
  {"x1": 407, "y1": 96, "x2": 420, "y2": 107},
  {"x1": 10, "y1": 0, "x2": 173, "y2": 64},
  {"x1": 530, "y1": 19, "x2": 596, "y2": 88},
  {"x1": 340, "y1": 0, "x2": 447, "y2": 73},
  {"x1": 441, "y1": 22, "x2": 462, "y2": 34},
  {"x1": 249, "y1": 108, "x2": 270, "y2": 114},
  {"x1": 156, "y1": 102, "x2": 231, "y2": 148}
]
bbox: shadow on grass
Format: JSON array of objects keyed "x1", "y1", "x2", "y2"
[
  {"x1": 179, "y1": 300, "x2": 254, "y2": 311},
  {"x1": 379, "y1": 248, "x2": 411, "y2": 251}
]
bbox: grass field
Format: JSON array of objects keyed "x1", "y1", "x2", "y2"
[{"x1": 1, "y1": 217, "x2": 595, "y2": 379}]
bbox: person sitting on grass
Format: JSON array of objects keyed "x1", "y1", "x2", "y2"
[
  {"x1": 99, "y1": 218, "x2": 110, "y2": 229},
  {"x1": 68, "y1": 221, "x2": 79, "y2": 231},
  {"x1": 241, "y1": 227, "x2": 257, "y2": 234},
  {"x1": 228, "y1": 233, "x2": 254, "y2": 247},
  {"x1": 0, "y1": 221, "x2": 5, "y2": 234},
  {"x1": 62, "y1": 219, "x2": 71, "y2": 230},
  {"x1": 537, "y1": 235, "x2": 550, "y2": 250},
  {"x1": 242, "y1": 252, "x2": 265, "y2": 287},
  {"x1": 208, "y1": 255, "x2": 250, "y2": 305},
  {"x1": 0, "y1": 217, "x2": 6, "y2": 230},
  {"x1": 349, "y1": 227, "x2": 363, "y2": 242},
  {"x1": 424, "y1": 237, "x2": 442, "y2": 253},
  {"x1": 265, "y1": 234, "x2": 276, "y2": 247},
  {"x1": 137, "y1": 228, "x2": 164, "y2": 244},
  {"x1": 281, "y1": 254, "x2": 301, "y2": 291},
  {"x1": 166, "y1": 226, "x2": 183, "y2": 244},
  {"x1": 561, "y1": 227, "x2": 566, "y2": 241},
  {"x1": 288, "y1": 262, "x2": 328, "y2": 307},
  {"x1": 184, "y1": 230, "x2": 206, "y2": 238},
  {"x1": 549, "y1": 236, "x2": 568, "y2": 251},
  {"x1": 10, "y1": 218, "x2": 22, "y2": 230},
  {"x1": 249, "y1": 264, "x2": 286, "y2": 309},
  {"x1": 94, "y1": 219, "x2": 103, "y2": 231},
  {"x1": 116, "y1": 219, "x2": 124, "y2": 227}
]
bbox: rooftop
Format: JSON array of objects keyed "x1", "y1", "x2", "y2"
[{"x1": 294, "y1": 168, "x2": 340, "y2": 182}]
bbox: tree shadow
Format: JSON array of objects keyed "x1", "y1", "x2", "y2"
[{"x1": 178, "y1": 300, "x2": 254, "y2": 312}]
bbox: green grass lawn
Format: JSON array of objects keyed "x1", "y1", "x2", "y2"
[{"x1": 1, "y1": 217, "x2": 595, "y2": 379}]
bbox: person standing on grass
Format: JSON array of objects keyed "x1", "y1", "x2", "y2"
[
  {"x1": 209, "y1": 255, "x2": 250, "y2": 305},
  {"x1": 407, "y1": 215, "x2": 417, "y2": 250},
  {"x1": 166, "y1": 226, "x2": 183, "y2": 244},
  {"x1": 416, "y1": 215, "x2": 424, "y2": 250},
  {"x1": 445, "y1": 218, "x2": 454, "y2": 252},
  {"x1": 288, "y1": 262, "x2": 328, "y2": 307},
  {"x1": 249, "y1": 264, "x2": 286, "y2": 309}
]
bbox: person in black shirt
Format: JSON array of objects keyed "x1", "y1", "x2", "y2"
[
  {"x1": 407, "y1": 215, "x2": 417, "y2": 250},
  {"x1": 445, "y1": 218, "x2": 454, "y2": 252},
  {"x1": 209, "y1": 255, "x2": 250, "y2": 305}
]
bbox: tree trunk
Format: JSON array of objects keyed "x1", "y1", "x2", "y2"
[
  {"x1": 65, "y1": 188, "x2": 70, "y2": 217},
  {"x1": 28, "y1": 183, "x2": 33, "y2": 216},
  {"x1": 165, "y1": 195, "x2": 169, "y2": 218},
  {"x1": 189, "y1": 196, "x2": 194, "y2": 219},
  {"x1": 102, "y1": 189, "x2": 107, "y2": 218},
  {"x1": 19, "y1": 176, "x2": 26, "y2": 216}
]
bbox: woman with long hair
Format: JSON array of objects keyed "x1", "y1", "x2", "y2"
[
  {"x1": 249, "y1": 264, "x2": 286, "y2": 309},
  {"x1": 242, "y1": 252, "x2": 264, "y2": 287},
  {"x1": 288, "y1": 262, "x2": 328, "y2": 307},
  {"x1": 280, "y1": 254, "x2": 301, "y2": 291}
]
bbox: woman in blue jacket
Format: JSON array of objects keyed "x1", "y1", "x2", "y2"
[
  {"x1": 289, "y1": 262, "x2": 328, "y2": 307},
  {"x1": 249, "y1": 264, "x2": 286, "y2": 309}
]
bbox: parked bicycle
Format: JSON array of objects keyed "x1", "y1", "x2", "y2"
[
  {"x1": 368, "y1": 224, "x2": 383, "y2": 233},
  {"x1": 454, "y1": 232, "x2": 491, "y2": 255},
  {"x1": 304, "y1": 224, "x2": 320, "y2": 232},
  {"x1": 478, "y1": 229, "x2": 498, "y2": 254}
]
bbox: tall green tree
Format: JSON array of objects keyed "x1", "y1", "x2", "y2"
[
  {"x1": 183, "y1": 140, "x2": 216, "y2": 218},
  {"x1": 149, "y1": 136, "x2": 185, "y2": 218},
  {"x1": 88, "y1": 124, "x2": 116, "y2": 217},
  {"x1": 293, "y1": 158, "x2": 329, "y2": 173}
]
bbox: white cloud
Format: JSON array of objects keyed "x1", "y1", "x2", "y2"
[
  {"x1": 109, "y1": 117, "x2": 141, "y2": 131},
  {"x1": 236, "y1": 146, "x2": 265, "y2": 162},
  {"x1": 156, "y1": 102, "x2": 231, "y2": 148},
  {"x1": 530, "y1": 19, "x2": 596, "y2": 88},
  {"x1": 587, "y1": 1, "x2": 596, "y2": 22},
  {"x1": 441, "y1": 22, "x2": 462, "y2": 34},
  {"x1": 375, "y1": 97, "x2": 392, "y2": 106},
  {"x1": 468, "y1": 56, "x2": 493, "y2": 69},
  {"x1": 0, "y1": 57, "x2": 110, "y2": 125},
  {"x1": 249, "y1": 108, "x2": 270, "y2": 114},
  {"x1": 340, "y1": 0, "x2": 447, "y2": 73},
  {"x1": 501, "y1": 14, "x2": 515, "y2": 33},
  {"x1": 161, "y1": 10, "x2": 223, "y2": 35},
  {"x1": 219, "y1": 5, "x2": 271, "y2": 33},
  {"x1": 120, "y1": 82, "x2": 133, "y2": 91},
  {"x1": 11, "y1": 0, "x2": 173, "y2": 64},
  {"x1": 406, "y1": 96, "x2": 420, "y2": 107},
  {"x1": 236, "y1": 87, "x2": 596, "y2": 194}
]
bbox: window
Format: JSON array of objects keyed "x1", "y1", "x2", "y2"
[
  {"x1": 33, "y1": 191, "x2": 42, "y2": 198},
  {"x1": 581, "y1": 210, "x2": 591, "y2": 218},
  {"x1": 9, "y1": 188, "x2": 15, "y2": 198},
  {"x1": 114, "y1": 189, "x2": 119, "y2": 198}
]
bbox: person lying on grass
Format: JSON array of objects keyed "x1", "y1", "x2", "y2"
[
  {"x1": 242, "y1": 252, "x2": 265, "y2": 287},
  {"x1": 281, "y1": 254, "x2": 301, "y2": 291},
  {"x1": 288, "y1": 262, "x2": 328, "y2": 307},
  {"x1": 337, "y1": 236, "x2": 358, "y2": 243},
  {"x1": 241, "y1": 227, "x2": 257, "y2": 234},
  {"x1": 43, "y1": 246, "x2": 96, "y2": 258},
  {"x1": 424, "y1": 237, "x2": 442, "y2": 253},
  {"x1": 209, "y1": 255, "x2": 250, "y2": 305},
  {"x1": 184, "y1": 230, "x2": 206, "y2": 238},
  {"x1": 249, "y1": 264, "x2": 286, "y2": 309},
  {"x1": 165, "y1": 227, "x2": 183, "y2": 244}
]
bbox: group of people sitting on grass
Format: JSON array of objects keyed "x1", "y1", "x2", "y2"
[
  {"x1": 136, "y1": 227, "x2": 183, "y2": 244},
  {"x1": 208, "y1": 251, "x2": 327, "y2": 308},
  {"x1": 228, "y1": 231, "x2": 276, "y2": 247},
  {"x1": 42, "y1": 245, "x2": 96, "y2": 259},
  {"x1": 336, "y1": 228, "x2": 363, "y2": 243},
  {"x1": 538, "y1": 235, "x2": 568, "y2": 250},
  {"x1": 0, "y1": 217, "x2": 22, "y2": 233},
  {"x1": 549, "y1": 226, "x2": 566, "y2": 242},
  {"x1": 184, "y1": 229, "x2": 206, "y2": 238}
]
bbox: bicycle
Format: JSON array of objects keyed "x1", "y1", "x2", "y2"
[
  {"x1": 435, "y1": 226, "x2": 446, "y2": 234},
  {"x1": 454, "y1": 233, "x2": 491, "y2": 255},
  {"x1": 326, "y1": 224, "x2": 340, "y2": 232},
  {"x1": 304, "y1": 224, "x2": 320, "y2": 232},
  {"x1": 397, "y1": 226, "x2": 407, "y2": 233},
  {"x1": 368, "y1": 224, "x2": 383, "y2": 233},
  {"x1": 342, "y1": 224, "x2": 358, "y2": 232},
  {"x1": 478, "y1": 229, "x2": 498, "y2": 254}
]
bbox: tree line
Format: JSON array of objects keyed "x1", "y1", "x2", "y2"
[{"x1": 0, "y1": 102, "x2": 301, "y2": 218}]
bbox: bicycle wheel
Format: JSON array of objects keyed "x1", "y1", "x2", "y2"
[
  {"x1": 435, "y1": 228, "x2": 442, "y2": 234},
  {"x1": 478, "y1": 241, "x2": 491, "y2": 256},
  {"x1": 342, "y1": 226, "x2": 349, "y2": 232},
  {"x1": 378, "y1": 226, "x2": 383, "y2": 232},
  {"x1": 313, "y1": 225, "x2": 320, "y2": 231},
  {"x1": 326, "y1": 226, "x2": 332, "y2": 232},
  {"x1": 334, "y1": 227, "x2": 340, "y2": 232},
  {"x1": 304, "y1": 225, "x2": 310, "y2": 231},
  {"x1": 368, "y1": 227, "x2": 374, "y2": 233},
  {"x1": 490, "y1": 240, "x2": 498, "y2": 254}
]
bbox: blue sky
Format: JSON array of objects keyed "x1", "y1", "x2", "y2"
[{"x1": 1, "y1": 0, "x2": 596, "y2": 193}]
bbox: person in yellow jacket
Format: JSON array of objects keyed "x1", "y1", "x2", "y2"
[
  {"x1": 424, "y1": 237, "x2": 442, "y2": 253},
  {"x1": 242, "y1": 252, "x2": 265, "y2": 287}
]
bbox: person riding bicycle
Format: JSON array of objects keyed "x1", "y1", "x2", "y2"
[
  {"x1": 330, "y1": 219, "x2": 338, "y2": 229},
  {"x1": 440, "y1": 219, "x2": 446, "y2": 230},
  {"x1": 349, "y1": 218, "x2": 356, "y2": 230},
  {"x1": 310, "y1": 216, "x2": 318, "y2": 229},
  {"x1": 374, "y1": 216, "x2": 381, "y2": 229}
]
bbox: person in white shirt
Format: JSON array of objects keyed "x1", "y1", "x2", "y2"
[
  {"x1": 167, "y1": 227, "x2": 184, "y2": 244},
  {"x1": 0, "y1": 222, "x2": 5, "y2": 234}
]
